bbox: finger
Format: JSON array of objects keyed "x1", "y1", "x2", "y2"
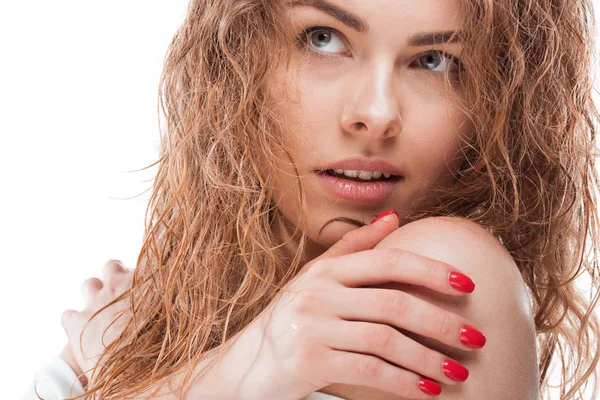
[
  {"x1": 81, "y1": 277, "x2": 103, "y2": 304},
  {"x1": 294, "y1": 211, "x2": 400, "y2": 280},
  {"x1": 103, "y1": 272, "x2": 134, "y2": 296},
  {"x1": 332, "y1": 287, "x2": 485, "y2": 352},
  {"x1": 321, "y1": 349, "x2": 440, "y2": 399},
  {"x1": 312, "y1": 247, "x2": 474, "y2": 295},
  {"x1": 314, "y1": 210, "x2": 399, "y2": 263},
  {"x1": 102, "y1": 259, "x2": 126, "y2": 281},
  {"x1": 322, "y1": 319, "x2": 468, "y2": 386},
  {"x1": 61, "y1": 309, "x2": 82, "y2": 337},
  {"x1": 102, "y1": 259, "x2": 132, "y2": 291},
  {"x1": 292, "y1": 211, "x2": 399, "y2": 282}
]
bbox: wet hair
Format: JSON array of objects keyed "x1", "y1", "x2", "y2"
[{"x1": 64, "y1": 0, "x2": 599, "y2": 398}]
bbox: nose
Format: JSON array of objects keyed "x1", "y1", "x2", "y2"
[{"x1": 340, "y1": 63, "x2": 402, "y2": 143}]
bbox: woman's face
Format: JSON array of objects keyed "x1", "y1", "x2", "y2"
[{"x1": 267, "y1": 0, "x2": 471, "y2": 259}]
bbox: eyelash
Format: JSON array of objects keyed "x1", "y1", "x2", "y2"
[{"x1": 295, "y1": 25, "x2": 464, "y2": 76}]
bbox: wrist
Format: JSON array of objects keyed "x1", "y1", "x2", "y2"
[
  {"x1": 59, "y1": 344, "x2": 88, "y2": 388},
  {"x1": 180, "y1": 341, "x2": 261, "y2": 399}
]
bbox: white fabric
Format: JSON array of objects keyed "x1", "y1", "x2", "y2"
[
  {"x1": 23, "y1": 356, "x2": 345, "y2": 399},
  {"x1": 22, "y1": 357, "x2": 85, "y2": 400},
  {"x1": 303, "y1": 392, "x2": 345, "y2": 399}
]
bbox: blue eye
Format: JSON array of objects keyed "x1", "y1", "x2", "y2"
[
  {"x1": 295, "y1": 26, "x2": 464, "y2": 78},
  {"x1": 414, "y1": 50, "x2": 462, "y2": 75},
  {"x1": 296, "y1": 26, "x2": 349, "y2": 57}
]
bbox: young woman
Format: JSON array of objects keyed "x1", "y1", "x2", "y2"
[{"x1": 24, "y1": 0, "x2": 600, "y2": 398}]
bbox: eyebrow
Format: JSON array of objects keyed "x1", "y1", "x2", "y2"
[{"x1": 288, "y1": 0, "x2": 463, "y2": 46}]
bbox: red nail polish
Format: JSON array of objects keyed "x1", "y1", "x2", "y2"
[
  {"x1": 460, "y1": 325, "x2": 487, "y2": 348},
  {"x1": 442, "y1": 359, "x2": 469, "y2": 382},
  {"x1": 448, "y1": 271, "x2": 475, "y2": 293},
  {"x1": 418, "y1": 378, "x2": 441, "y2": 396},
  {"x1": 371, "y1": 209, "x2": 398, "y2": 224}
]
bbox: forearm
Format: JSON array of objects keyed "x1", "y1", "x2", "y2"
[
  {"x1": 139, "y1": 330, "x2": 285, "y2": 400},
  {"x1": 117, "y1": 340, "x2": 248, "y2": 400}
]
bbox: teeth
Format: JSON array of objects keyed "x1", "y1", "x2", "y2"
[{"x1": 331, "y1": 169, "x2": 392, "y2": 180}]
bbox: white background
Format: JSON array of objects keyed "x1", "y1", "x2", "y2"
[{"x1": 1, "y1": 1, "x2": 598, "y2": 398}]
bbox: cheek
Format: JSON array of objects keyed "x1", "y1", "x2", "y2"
[
  {"x1": 270, "y1": 85, "x2": 331, "y2": 167},
  {"x1": 404, "y1": 104, "x2": 468, "y2": 183}
]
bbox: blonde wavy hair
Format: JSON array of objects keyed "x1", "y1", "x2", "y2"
[{"x1": 63, "y1": 0, "x2": 600, "y2": 398}]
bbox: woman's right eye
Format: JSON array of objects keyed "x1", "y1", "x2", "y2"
[{"x1": 296, "y1": 26, "x2": 349, "y2": 58}]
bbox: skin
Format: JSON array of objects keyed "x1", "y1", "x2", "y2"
[
  {"x1": 60, "y1": 261, "x2": 133, "y2": 388},
  {"x1": 62, "y1": 218, "x2": 540, "y2": 399},
  {"x1": 61, "y1": 0, "x2": 540, "y2": 398},
  {"x1": 268, "y1": 0, "x2": 472, "y2": 259},
  {"x1": 260, "y1": 0, "x2": 538, "y2": 397},
  {"x1": 317, "y1": 216, "x2": 540, "y2": 399}
]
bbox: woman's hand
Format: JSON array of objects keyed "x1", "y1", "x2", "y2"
[
  {"x1": 60, "y1": 260, "x2": 133, "y2": 384},
  {"x1": 55, "y1": 213, "x2": 483, "y2": 399},
  {"x1": 202, "y1": 211, "x2": 484, "y2": 400}
]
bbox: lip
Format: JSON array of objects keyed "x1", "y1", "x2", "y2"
[
  {"x1": 315, "y1": 171, "x2": 402, "y2": 204},
  {"x1": 314, "y1": 157, "x2": 403, "y2": 176}
]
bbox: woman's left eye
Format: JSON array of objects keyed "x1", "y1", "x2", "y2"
[{"x1": 413, "y1": 50, "x2": 462, "y2": 75}]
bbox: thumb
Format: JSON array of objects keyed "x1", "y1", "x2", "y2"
[
  {"x1": 61, "y1": 309, "x2": 81, "y2": 338},
  {"x1": 316, "y1": 209, "x2": 399, "y2": 261}
]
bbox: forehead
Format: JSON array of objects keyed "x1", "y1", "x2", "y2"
[{"x1": 286, "y1": 0, "x2": 464, "y2": 34}]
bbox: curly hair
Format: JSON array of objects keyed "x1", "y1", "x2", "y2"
[{"x1": 61, "y1": 0, "x2": 600, "y2": 398}]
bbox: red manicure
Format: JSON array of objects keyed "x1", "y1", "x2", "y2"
[
  {"x1": 448, "y1": 271, "x2": 475, "y2": 293},
  {"x1": 460, "y1": 325, "x2": 487, "y2": 348},
  {"x1": 418, "y1": 378, "x2": 442, "y2": 396},
  {"x1": 442, "y1": 359, "x2": 469, "y2": 382},
  {"x1": 370, "y1": 209, "x2": 398, "y2": 224}
]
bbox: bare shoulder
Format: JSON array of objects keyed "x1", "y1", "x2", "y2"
[
  {"x1": 323, "y1": 216, "x2": 540, "y2": 400},
  {"x1": 380, "y1": 216, "x2": 539, "y2": 399},
  {"x1": 382, "y1": 216, "x2": 527, "y2": 300}
]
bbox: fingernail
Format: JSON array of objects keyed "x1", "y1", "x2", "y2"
[
  {"x1": 448, "y1": 271, "x2": 475, "y2": 293},
  {"x1": 460, "y1": 325, "x2": 487, "y2": 348},
  {"x1": 418, "y1": 377, "x2": 441, "y2": 396},
  {"x1": 442, "y1": 359, "x2": 469, "y2": 382},
  {"x1": 370, "y1": 209, "x2": 398, "y2": 224}
]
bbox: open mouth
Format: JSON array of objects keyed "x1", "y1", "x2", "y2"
[{"x1": 317, "y1": 169, "x2": 403, "y2": 183}]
